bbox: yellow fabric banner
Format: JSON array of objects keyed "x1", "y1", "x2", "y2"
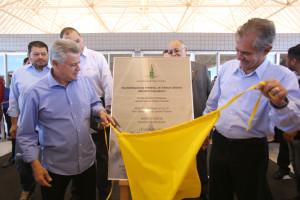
[{"x1": 111, "y1": 83, "x2": 263, "y2": 200}]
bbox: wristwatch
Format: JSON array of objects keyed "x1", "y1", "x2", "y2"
[
  {"x1": 270, "y1": 97, "x2": 289, "y2": 109},
  {"x1": 106, "y1": 109, "x2": 111, "y2": 114}
]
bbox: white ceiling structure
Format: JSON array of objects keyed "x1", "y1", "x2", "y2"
[{"x1": 0, "y1": 0, "x2": 300, "y2": 34}]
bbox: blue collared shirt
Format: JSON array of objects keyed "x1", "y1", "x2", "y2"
[
  {"x1": 80, "y1": 47, "x2": 113, "y2": 106},
  {"x1": 204, "y1": 59, "x2": 300, "y2": 139},
  {"x1": 17, "y1": 71, "x2": 105, "y2": 175},
  {"x1": 8, "y1": 64, "x2": 50, "y2": 120}
]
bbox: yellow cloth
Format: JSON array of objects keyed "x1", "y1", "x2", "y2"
[{"x1": 111, "y1": 82, "x2": 264, "y2": 200}]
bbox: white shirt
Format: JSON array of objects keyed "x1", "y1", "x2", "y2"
[{"x1": 80, "y1": 47, "x2": 113, "y2": 106}]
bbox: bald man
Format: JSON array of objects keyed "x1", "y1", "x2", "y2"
[{"x1": 169, "y1": 40, "x2": 212, "y2": 200}]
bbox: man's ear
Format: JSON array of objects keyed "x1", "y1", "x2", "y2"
[
  {"x1": 264, "y1": 45, "x2": 273, "y2": 55},
  {"x1": 52, "y1": 60, "x2": 58, "y2": 70},
  {"x1": 291, "y1": 58, "x2": 297, "y2": 66}
]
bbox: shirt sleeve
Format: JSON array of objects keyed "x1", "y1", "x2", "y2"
[
  {"x1": 97, "y1": 53, "x2": 113, "y2": 106},
  {"x1": 8, "y1": 73, "x2": 21, "y2": 117},
  {"x1": 87, "y1": 78, "x2": 106, "y2": 120},
  {"x1": 269, "y1": 71, "x2": 300, "y2": 133},
  {"x1": 17, "y1": 91, "x2": 40, "y2": 163}
]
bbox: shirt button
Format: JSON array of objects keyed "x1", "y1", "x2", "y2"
[
  {"x1": 78, "y1": 130, "x2": 80, "y2": 132},
  {"x1": 79, "y1": 144, "x2": 82, "y2": 146},
  {"x1": 79, "y1": 157, "x2": 82, "y2": 159},
  {"x1": 74, "y1": 116, "x2": 77, "y2": 118}
]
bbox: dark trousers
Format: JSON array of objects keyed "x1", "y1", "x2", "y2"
[
  {"x1": 275, "y1": 127, "x2": 290, "y2": 173},
  {"x1": 196, "y1": 148, "x2": 208, "y2": 200},
  {"x1": 15, "y1": 138, "x2": 36, "y2": 192},
  {"x1": 91, "y1": 120, "x2": 112, "y2": 200},
  {"x1": 289, "y1": 138, "x2": 300, "y2": 199},
  {"x1": 42, "y1": 163, "x2": 96, "y2": 200},
  {"x1": 209, "y1": 130, "x2": 273, "y2": 200}
]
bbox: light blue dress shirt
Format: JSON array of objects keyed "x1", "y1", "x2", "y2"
[
  {"x1": 17, "y1": 71, "x2": 105, "y2": 175},
  {"x1": 204, "y1": 59, "x2": 300, "y2": 139},
  {"x1": 8, "y1": 64, "x2": 50, "y2": 120}
]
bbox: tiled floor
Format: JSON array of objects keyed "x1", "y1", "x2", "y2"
[{"x1": 0, "y1": 140, "x2": 12, "y2": 157}]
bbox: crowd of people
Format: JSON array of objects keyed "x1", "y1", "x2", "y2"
[{"x1": 0, "y1": 17, "x2": 300, "y2": 200}]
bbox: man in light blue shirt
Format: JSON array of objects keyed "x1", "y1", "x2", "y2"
[
  {"x1": 17, "y1": 39, "x2": 114, "y2": 200},
  {"x1": 60, "y1": 27, "x2": 113, "y2": 200},
  {"x1": 204, "y1": 18, "x2": 300, "y2": 200},
  {"x1": 8, "y1": 41, "x2": 50, "y2": 199}
]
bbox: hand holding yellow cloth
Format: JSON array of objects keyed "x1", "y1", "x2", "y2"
[{"x1": 111, "y1": 82, "x2": 266, "y2": 200}]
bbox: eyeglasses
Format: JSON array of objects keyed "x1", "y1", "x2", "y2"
[{"x1": 168, "y1": 47, "x2": 185, "y2": 55}]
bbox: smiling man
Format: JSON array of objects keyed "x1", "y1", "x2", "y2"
[
  {"x1": 17, "y1": 39, "x2": 114, "y2": 200},
  {"x1": 204, "y1": 18, "x2": 300, "y2": 200}
]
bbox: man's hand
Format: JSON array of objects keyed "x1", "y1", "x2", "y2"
[
  {"x1": 10, "y1": 117, "x2": 18, "y2": 139},
  {"x1": 256, "y1": 79, "x2": 288, "y2": 106},
  {"x1": 31, "y1": 160, "x2": 52, "y2": 187},
  {"x1": 283, "y1": 131, "x2": 298, "y2": 142},
  {"x1": 10, "y1": 124, "x2": 17, "y2": 139},
  {"x1": 97, "y1": 110, "x2": 115, "y2": 130}
]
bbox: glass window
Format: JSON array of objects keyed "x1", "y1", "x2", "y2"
[
  {"x1": 266, "y1": 53, "x2": 276, "y2": 63},
  {"x1": 102, "y1": 54, "x2": 109, "y2": 62},
  {"x1": 7, "y1": 54, "x2": 27, "y2": 72},
  {"x1": 220, "y1": 54, "x2": 236, "y2": 65},
  {"x1": 280, "y1": 53, "x2": 287, "y2": 66},
  {"x1": 109, "y1": 54, "x2": 132, "y2": 75},
  {"x1": 143, "y1": 53, "x2": 162, "y2": 57}
]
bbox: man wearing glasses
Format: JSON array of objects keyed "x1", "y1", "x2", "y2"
[{"x1": 168, "y1": 40, "x2": 212, "y2": 200}]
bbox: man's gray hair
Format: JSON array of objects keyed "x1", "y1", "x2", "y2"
[
  {"x1": 236, "y1": 18, "x2": 275, "y2": 52},
  {"x1": 50, "y1": 39, "x2": 81, "y2": 64}
]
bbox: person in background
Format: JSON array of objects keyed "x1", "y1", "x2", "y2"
[
  {"x1": 8, "y1": 41, "x2": 50, "y2": 200},
  {"x1": 168, "y1": 40, "x2": 212, "y2": 200},
  {"x1": 282, "y1": 44, "x2": 300, "y2": 200},
  {"x1": 0, "y1": 78, "x2": 4, "y2": 124},
  {"x1": 204, "y1": 18, "x2": 300, "y2": 200},
  {"x1": 273, "y1": 58, "x2": 292, "y2": 181},
  {"x1": 212, "y1": 76, "x2": 217, "y2": 86},
  {"x1": 273, "y1": 127, "x2": 292, "y2": 180},
  {"x1": 1, "y1": 78, "x2": 13, "y2": 168},
  {"x1": 17, "y1": 39, "x2": 115, "y2": 200},
  {"x1": 23, "y1": 57, "x2": 30, "y2": 66},
  {"x1": 163, "y1": 49, "x2": 170, "y2": 57},
  {"x1": 60, "y1": 27, "x2": 113, "y2": 200}
]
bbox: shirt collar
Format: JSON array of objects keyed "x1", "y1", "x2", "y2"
[
  {"x1": 233, "y1": 59, "x2": 268, "y2": 80},
  {"x1": 48, "y1": 68, "x2": 78, "y2": 88},
  {"x1": 81, "y1": 46, "x2": 88, "y2": 57},
  {"x1": 48, "y1": 69, "x2": 61, "y2": 88},
  {"x1": 27, "y1": 63, "x2": 51, "y2": 71}
]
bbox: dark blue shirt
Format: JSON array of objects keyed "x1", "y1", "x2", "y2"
[{"x1": 2, "y1": 87, "x2": 9, "y2": 109}]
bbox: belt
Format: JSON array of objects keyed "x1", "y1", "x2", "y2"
[{"x1": 213, "y1": 129, "x2": 267, "y2": 143}]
